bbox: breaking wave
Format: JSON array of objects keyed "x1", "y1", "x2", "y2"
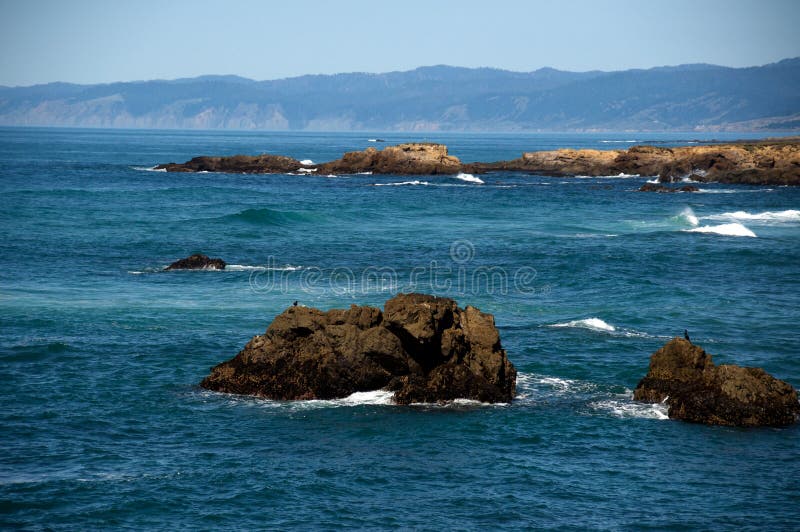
[
  {"x1": 674, "y1": 206, "x2": 699, "y2": 227},
  {"x1": 373, "y1": 180, "x2": 430, "y2": 186},
  {"x1": 453, "y1": 173, "x2": 485, "y2": 184},
  {"x1": 685, "y1": 223, "x2": 757, "y2": 237},
  {"x1": 550, "y1": 317, "x2": 616, "y2": 332},
  {"x1": 131, "y1": 165, "x2": 166, "y2": 172},
  {"x1": 546, "y1": 318, "x2": 668, "y2": 338}
]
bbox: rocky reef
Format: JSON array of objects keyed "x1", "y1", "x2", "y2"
[
  {"x1": 165, "y1": 254, "x2": 226, "y2": 271},
  {"x1": 156, "y1": 138, "x2": 800, "y2": 185},
  {"x1": 477, "y1": 138, "x2": 800, "y2": 185},
  {"x1": 200, "y1": 293, "x2": 516, "y2": 404},
  {"x1": 156, "y1": 154, "x2": 304, "y2": 173},
  {"x1": 633, "y1": 338, "x2": 800, "y2": 427},
  {"x1": 158, "y1": 143, "x2": 461, "y2": 175}
]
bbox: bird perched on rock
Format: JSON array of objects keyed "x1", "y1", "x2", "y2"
[
  {"x1": 684, "y1": 329, "x2": 691, "y2": 342},
  {"x1": 293, "y1": 301, "x2": 298, "y2": 307}
]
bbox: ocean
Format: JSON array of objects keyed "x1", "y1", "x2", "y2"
[{"x1": 1, "y1": 127, "x2": 799, "y2": 529}]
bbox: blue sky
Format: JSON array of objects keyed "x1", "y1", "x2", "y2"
[{"x1": 1, "y1": 0, "x2": 798, "y2": 86}]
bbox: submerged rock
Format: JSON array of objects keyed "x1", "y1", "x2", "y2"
[
  {"x1": 633, "y1": 338, "x2": 800, "y2": 427},
  {"x1": 200, "y1": 293, "x2": 516, "y2": 404},
  {"x1": 165, "y1": 254, "x2": 226, "y2": 270},
  {"x1": 638, "y1": 183, "x2": 699, "y2": 192}
]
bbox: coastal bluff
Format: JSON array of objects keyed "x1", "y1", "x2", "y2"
[
  {"x1": 157, "y1": 138, "x2": 800, "y2": 185},
  {"x1": 634, "y1": 338, "x2": 800, "y2": 427},
  {"x1": 200, "y1": 293, "x2": 517, "y2": 404}
]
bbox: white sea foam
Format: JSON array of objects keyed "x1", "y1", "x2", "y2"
[
  {"x1": 131, "y1": 165, "x2": 167, "y2": 172},
  {"x1": 337, "y1": 390, "x2": 395, "y2": 405},
  {"x1": 695, "y1": 188, "x2": 773, "y2": 194},
  {"x1": 591, "y1": 398, "x2": 669, "y2": 420},
  {"x1": 409, "y1": 398, "x2": 508, "y2": 408},
  {"x1": 685, "y1": 223, "x2": 757, "y2": 237},
  {"x1": 300, "y1": 159, "x2": 314, "y2": 165},
  {"x1": 368, "y1": 139, "x2": 378, "y2": 142},
  {"x1": 356, "y1": 171, "x2": 373, "y2": 175},
  {"x1": 575, "y1": 172, "x2": 640, "y2": 178},
  {"x1": 453, "y1": 172, "x2": 485, "y2": 184},
  {"x1": 550, "y1": 317, "x2": 615, "y2": 332},
  {"x1": 546, "y1": 318, "x2": 664, "y2": 338},
  {"x1": 296, "y1": 167, "x2": 316, "y2": 173},
  {"x1": 514, "y1": 373, "x2": 600, "y2": 403},
  {"x1": 373, "y1": 180, "x2": 430, "y2": 186},
  {"x1": 702, "y1": 209, "x2": 800, "y2": 224},
  {"x1": 226, "y1": 264, "x2": 303, "y2": 272},
  {"x1": 646, "y1": 176, "x2": 660, "y2": 184}
]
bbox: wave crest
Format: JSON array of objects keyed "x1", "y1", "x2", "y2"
[
  {"x1": 550, "y1": 317, "x2": 615, "y2": 332},
  {"x1": 685, "y1": 223, "x2": 757, "y2": 237},
  {"x1": 453, "y1": 173, "x2": 485, "y2": 184}
]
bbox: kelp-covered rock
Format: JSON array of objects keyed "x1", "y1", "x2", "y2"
[{"x1": 200, "y1": 293, "x2": 516, "y2": 404}]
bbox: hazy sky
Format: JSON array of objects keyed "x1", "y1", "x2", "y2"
[{"x1": 1, "y1": 0, "x2": 798, "y2": 86}]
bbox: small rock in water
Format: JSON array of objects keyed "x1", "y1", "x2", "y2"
[
  {"x1": 165, "y1": 254, "x2": 226, "y2": 270},
  {"x1": 633, "y1": 338, "x2": 800, "y2": 427}
]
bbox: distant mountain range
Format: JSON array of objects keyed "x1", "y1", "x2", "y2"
[{"x1": 1, "y1": 59, "x2": 799, "y2": 131}]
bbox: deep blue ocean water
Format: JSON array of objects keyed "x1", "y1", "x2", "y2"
[{"x1": 1, "y1": 127, "x2": 799, "y2": 530}]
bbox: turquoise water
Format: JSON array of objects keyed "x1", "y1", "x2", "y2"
[{"x1": 1, "y1": 128, "x2": 799, "y2": 529}]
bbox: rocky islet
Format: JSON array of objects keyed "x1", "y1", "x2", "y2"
[{"x1": 158, "y1": 138, "x2": 800, "y2": 185}]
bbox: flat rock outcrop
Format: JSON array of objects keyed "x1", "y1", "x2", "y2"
[
  {"x1": 165, "y1": 254, "x2": 226, "y2": 270},
  {"x1": 200, "y1": 293, "x2": 516, "y2": 404},
  {"x1": 633, "y1": 338, "x2": 800, "y2": 427},
  {"x1": 315, "y1": 143, "x2": 462, "y2": 175}
]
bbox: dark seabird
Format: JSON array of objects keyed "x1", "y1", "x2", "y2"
[
  {"x1": 684, "y1": 329, "x2": 691, "y2": 342},
  {"x1": 293, "y1": 301, "x2": 298, "y2": 307}
]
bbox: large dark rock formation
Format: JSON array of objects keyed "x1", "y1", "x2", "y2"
[
  {"x1": 633, "y1": 338, "x2": 800, "y2": 427},
  {"x1": 200, "y1": 293, "x2": 516, "y2": 404},
  {"x1": 165, "y1": 254, "x2": 226, "y2": 270},
  {"x1": 156, "y1": 154, "x2": 304, "y2": 173},
  {"x1": 638, "y1": 183, "x2": 699, "y2": 192}
]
